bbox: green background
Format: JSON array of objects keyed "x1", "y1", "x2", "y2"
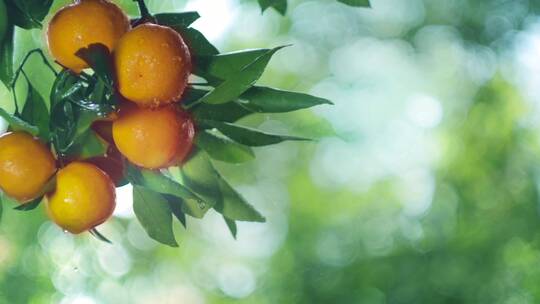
[{"x1": 2, "y1": 0, "x2": 540, "y2": 303}]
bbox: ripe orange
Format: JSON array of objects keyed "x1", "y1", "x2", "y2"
[
  {"x1": 115, "y1": 23, "x2": 192, "y2": 107},
  {"x1": 112, "y1": 104, "x2": 195, "y2": 169},
  {"x1": 47, "y1": 0, "x2": 130, "y2": 73},
  {"x1": 0, "y1": 132, "x2": 56, "y2": 203},
  {"x1": 46, "y1": 162, "x2": 116, "y2": 234}
]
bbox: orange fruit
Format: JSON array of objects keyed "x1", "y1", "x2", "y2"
[
  {"x1": 47, "y1": 0, "x2": 130, "y2": 73},
  {"x1": 0, "y1": 132, "x2": 56, "y2": 203},
  {"x1": 46, "y1": 162, "x2": 116, "y2": 234},
  {"x1": 112, "y1": 104, "x2": 195, "y2": 169},
  {"x1": 115, "y1": 23, "x2": 192, "y2": 107}
]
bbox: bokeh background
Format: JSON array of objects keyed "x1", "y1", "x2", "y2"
[{"x1": 3, "y1": 0, "x2": 540, "y2": 303}]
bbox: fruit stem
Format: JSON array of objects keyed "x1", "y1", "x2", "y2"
[
  {"x1": 9, "y1": 49, "x2": 58, "y2": 115},
  {"x1": 133, "y1": 0, "x2": 156, "y2": 25},
  {"x1": 11, "y1": 49, "x2": 57, "y2": 88}
]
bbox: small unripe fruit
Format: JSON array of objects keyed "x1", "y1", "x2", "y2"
[
  {"x1": 0, "y1": 132, "x2": 56, "y2": 203},
  {"x1": 46, "y1": 162, "x2": 116, "y2": 234},
  {"x1": 115, "y1": 23, "x2": 192, "y2": 107},
  {"x1": 112, "y1": 104, "x2": 195, "y2": 169},
  {"x1": 47, "y1": 0, "x2": 130, "y2": 72}
]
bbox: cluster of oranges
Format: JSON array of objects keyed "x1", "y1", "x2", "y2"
[{"x1": 0, "y1": 0, "x2": 195, "y2": 233}]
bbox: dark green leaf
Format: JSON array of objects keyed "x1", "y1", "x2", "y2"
[
  {"x1": 133, "y1": 186, "x2": 178, "y2": 247},
  {"x1": 155, "y1": 12, "x2": 200, "y2": 27},
  {"x1": 240, "y1": 86, "x2": 333, "y2": 113},
  {"x1": 258, "y1": 0, "x2": 287, "y2": 15},
  {"x1": 68, "y1": 80, "x2": 115, "y2": 117},
  {"x1": 89, "y1": 228, "x2": 112, "y2": 244},
  {"x1": 76, "y1": 44, "x2": 115, "y2": 89},
  {"x1": 181, "y1": 150, "x2": 222, "y2": 207},
  {"x1": 224, "y1": 217, "x2": 237, "y2": 239},
  {"x1": 0, "y1": 0, "x2": 6, "y2": 44},
  {"x1": 0, "y1": 196, "x2": 2, "y2": 223},
  {"x1": 200, "y1": 120, "x2": 311, "y2": 146},
  {"x1": 337, "y1": 0, "x2": 371, "y2": 7},
  {"x1": 194, "y1": 48, "x2": 271, "y2": 82},
  {"x1": 0, "y1": 24, "x2": 14, "y2": 88},
  {"x1": 21, "y1": 81, "x2": 50, "y2": 141},
  {"x1": 5, "y1": 0, "x2": 53, "y2": 29},
  {"x1": 191, "y1": 100, "x2": 253, "y2": 122},
  {"x1": 0, "y1": 108, "x2": 39, "y2": 135},
  {"x1": 196, "y1": 130, "x2": 255, "y2": 164},
  {"x1": 197, "y1": 46, "x2": 287, "y2": 105},
  {"x1": 13, "y1": 197, "x2": 41, "y2": 211},
  {"x1": 66, "y1": 131, "x2": 108, "y2": 159},
  {"x1": 176, "y1": 27, "x2": 219, "y2": 57},
  {"x1": 182, "y1": 88, "x2": 210, "y2": 107},
  {"x1": 166, "y1": 195, "x2": 187, "y2": 228},
  {"x1": 126, "y1": 164, "x2": 211, "y2": 218},
  {"x1": 215, "y1": 178, "x2": 265, "y2": 222}
]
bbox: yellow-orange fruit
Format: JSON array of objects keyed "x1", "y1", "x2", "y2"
[
  {"x1": 47, "y1": 0, "x2": 130, "y2": 73},
  {"x1": 46, "y1": 162, "x2": 116, "y2": 234},
  {"x1": 0, "y1": 132, "x2": 56, "y2": 203},
  {"x1": 112, "y1": 104, "x2": 194, "y2": 169},
  {"x1": 115, "y1": 23, "x2": 192, "y2": 107}
]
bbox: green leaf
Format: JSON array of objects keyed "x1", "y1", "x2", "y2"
[
  {"x1": 258, "y1": 0, "x2": 287, "y2": 15},
  {"x1": 181, "y1": 150, "x2": 222, "y2": 207},
  {"x1": 200, "y1": 120, "x2": 311, "y2": 146},
  {"x1": 0, "y1": 196, "x2": 2, "y2": 223},
  {"x1": 182, "y1": 88, "x2": 209, "y2": 107},
  {"x1": 126, "y1": 164, "x2": 211, "y2": 219},
  {"x1": 240, "y1": 86, "x2": 333, "y2": 113},
  {"x1": 21, "y1": 81, "x2": 50, "y2": 141},
  {"x1": 224, "y1": 217, "x2": 237, "y2": 239},
  {"x1": 166, "y1": 195, "x2": 187, "y2": 228},
  {"x1": 133, "y1": 186, "x2": 178, "y2": 247},
  {"x1": 5, "y1": 0, "x2": 53, "y2": 29},
  {"x1": 176, "y1": 27, "x2": 219, "y2": 57},
  {"x1": 195, "y1": 130, "x2": 255, "y2": 164},
  {"x1": 0, "y1": 108, "x2": 39, "y2": 135},
  {"x1": 89, "y1": 228, "x2": 112, "y2": 244},
  {"x1": 191, "y1": 100, "x2": 253, "y2": 122},
  {"x1": 197, "y1": 47, "x2": 286, "y2": 105},
  {"x1": 14, "y1": 197, "x2": 42, "y2": 211},
  {"x1": 155, "y1": 11, "x2": 200, "y2": 27},
  {"x1": 76, "y1": 44, "x2": 115, "y2": 89},
  {"x1": 0, "y1": 24, "x2": 14, "y2": 88},
  {"x1": 337, "y1": 0, "x2": 371, "y2": 7},
  {"x1": 215, "y1": 178, "x2": 265, "y2": 222},
  {"x1": 0, "y1": 0, "x2": 7, "y2": 44},
  {"x1": 194, "y1": 48, "x2": 271, "y2": 82},
  {"x1": 67, "y1": 131, "x2": 108, "y2": 159}
]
